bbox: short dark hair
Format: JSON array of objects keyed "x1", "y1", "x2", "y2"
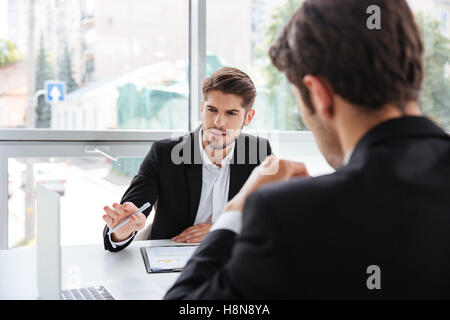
[
  {"x1": 202, "y1": 67, "x2": 256, "y2": 109},
  {"x1": 269, "y1": 0, "x2": 424, "y2": 112}
]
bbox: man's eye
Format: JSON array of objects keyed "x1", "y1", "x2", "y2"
[
  {"x1": 227, "y1": 112, "x2": 237, "y2": 116},
  {"x1": 208, "y1": 108, "x2": 217, "y2": 112}
]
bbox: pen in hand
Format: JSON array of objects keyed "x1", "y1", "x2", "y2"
[{"x1": 108, "y1": 202, "x2": 151, "y2": 235}]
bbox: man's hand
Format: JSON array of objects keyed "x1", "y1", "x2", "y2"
[
  {"x1": 225, "y1": 155, "x2": 310, "y2": 212},
  {"x1": 102, "y1": 202, "x2": 147, "y2": 242},
  {"x1": 172, "y1": 223, "x2": 212, "y2": 243}
]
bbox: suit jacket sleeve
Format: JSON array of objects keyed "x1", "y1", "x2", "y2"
[
  {"x1": 164, "y1": 190, "x2": 286, "y2": 299},
  {"x1": 103, "y1": 141, "x2": 161, "y2": 252}
]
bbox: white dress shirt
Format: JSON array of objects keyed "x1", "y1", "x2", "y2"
[
  {"x1": 194, "y1": 129, "x2": 235, "y2": 225},
  {"x1": 109, "y1": 130, "x2": 235, "y2": 247}
]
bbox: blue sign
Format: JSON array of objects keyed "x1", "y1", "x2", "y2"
[{"x1": 45, "y1": 81, "x2": 66, "y2": 103}]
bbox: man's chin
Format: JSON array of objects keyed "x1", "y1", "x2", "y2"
[
  {"x1": 208, "y1": 143, "x2": 229, "y2": 150},
  {"x1": 205, "y1": 138, "x2": 235, "y2": 150}
]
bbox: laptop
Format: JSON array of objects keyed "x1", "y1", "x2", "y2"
[{"x1": 36, "y1": 183, "x2": 166, "y2": 300}]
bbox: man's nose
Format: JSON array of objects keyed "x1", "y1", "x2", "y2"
[{"x1": 214, "y1": 113, "x2": 227, "y2": 128}]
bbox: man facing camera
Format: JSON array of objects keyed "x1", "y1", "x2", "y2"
[
  {"x1": 102, "y1": 67, "x2": 272, "y2": 252},
  {"x1": 165, "y1": 0, "x2": 450, "y2": 299}
]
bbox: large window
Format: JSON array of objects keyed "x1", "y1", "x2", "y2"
[
  {"x1": 206, "y1": 0, "x2": 450, "y2": 132},
  {"x1": 1, "y1": 0, "x2": 449, "y2": 250},
  {"x1": 207, "y1": 0, "x2": 306, "y2": 131},
  {"x1": 0, "y1": 0, "x2": 189, "y2": 131},
  {"x1": 8, "y1": 156, "x2": 158, "y2": 247},
  {"x1": 408, "y1": 0, "x2": 450, "y2": 131}
]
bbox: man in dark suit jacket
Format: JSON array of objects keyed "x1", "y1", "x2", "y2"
[
  {"x1": 102, "y1": 67, "x2": 272, "y2": 252},
  {"x1": 164, "y1": 0, "x2": 450, "y2": 299}
]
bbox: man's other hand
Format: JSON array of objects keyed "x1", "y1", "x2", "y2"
[{"x1": 172, "y1": 223, "x2": 212, "y2": 243}]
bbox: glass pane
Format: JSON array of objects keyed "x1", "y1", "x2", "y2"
[
  {"x1": 8, "y1": 156, "x2": 155, "y2": 249},
  {"x1": 408, "y1": 0, "x2": 450, "y2": 131},
  {"x1": 0, "y1": 0, "x2": 189, "y2": 130},
  {"x1": 207, "y1": 0, "x2": 305, "y2": 131},
  {"x1": 207, "y1": 0, "x2": 450, "y2": 131}
]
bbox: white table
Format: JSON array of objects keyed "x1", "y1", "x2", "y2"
[{"x1": 0, "y1": 239, "x2": 190, "y2": 300}]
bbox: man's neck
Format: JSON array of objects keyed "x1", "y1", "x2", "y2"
[{"x1": 337, "y1": 101, "x2": 422, "y2": 159}]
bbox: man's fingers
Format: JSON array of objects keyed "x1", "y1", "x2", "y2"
[
  {"x1": 130, "y1": 215, "x2": 145, "y2": 231},
  {"x1": 172, "y1": 225, "x2": 197, "y2": 240},
  {"x1": 172, "y1": 229, "x2": 196, "y2": 242},
  {"x1": 262, "y1": 154, "x2": 276, "y2": 166},
  {"x1": 172, "y1": 232, "x2": 185, "y2": 242},
  {"x1": 179, "y1": 227, "x2": 209, "y2": 241},
  {"x1": 102, "y1": 215, "x2": 113, "y2": 228},
  {"x1": 103, "y1": 206, "x2": 119, "y2": 220},
  {"x1": 123, "y1": 202, "x2": 138, "y2": 213},
  {"x1": 260, "y1": 156, "x2": 280, "y2": 176},
  {"x1": 112, "y1": 203, "x2": 126, "y2": 216},
  {"x1": 182, "y1": 225, "x2": 208, "y2": 237},
  {"x1": 172, "y1": 224, "x2": 211, "y2": 242},
  {"x1": 287, "y1": 161, "x2": 310, "y2": 178},
  {"x1": 186, "y1": 230, "x2": 206, "y2": 240},
  {"x1": 186, "y1": 236, "x2": 204, "y2": 243}
]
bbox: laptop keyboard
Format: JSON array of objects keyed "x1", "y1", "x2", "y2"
[{"x1": 61, "y1": 286, "x2": 115, "y2": 300}]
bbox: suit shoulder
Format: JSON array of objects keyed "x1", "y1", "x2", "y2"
[
  {"x1": 241, "y1": 171, "x2": 357, "y2": 237},
  {"x1": 237, "y1": 132, "x2": 272, "y2": 160},
  {"x1": 253, "y1": 170, "x2": 355, "y2": 207},
  {"x1": 149, "y1": 133, "x2": 190, "y2": 153},
  {"x1": 239, "y1": 132, "x2": 270, "y2": 144}
]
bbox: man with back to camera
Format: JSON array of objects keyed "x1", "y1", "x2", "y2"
[
  {"x1": 101, "y1": 67, "x2": 272, "y2": 252},
  {"x1": 164, "y1": 0, "x2": 450, "y2": 299}
]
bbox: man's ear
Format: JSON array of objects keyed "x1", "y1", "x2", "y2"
[
  {"x1": 200, "y1": 100, "x2": 204, "y2": 113},
  {"x1": 244, "y1": 109, "x2": 255, "y2": 127},
  {"x1": 302, "y1": 75, "x2": 334, "y2": 119}
]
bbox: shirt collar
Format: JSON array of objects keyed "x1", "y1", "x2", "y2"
[{"x1": 199, "y1": 129, "x2": 235, "y2": 168}]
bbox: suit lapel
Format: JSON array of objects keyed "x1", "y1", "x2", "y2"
[
  {"x1": 228, "y1": 164, "x2": 248, "y2": 200},
  {"x1": 228, "y1": 134, "x2": 249, "y2": 200}
]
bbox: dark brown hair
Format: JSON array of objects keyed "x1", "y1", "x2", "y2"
[
  {"x1": 269, "y1": 0, "x2": 424, "y2": 112},
  {"x1": 202, "y1": 67, "x2": 256, "y2": 109}
]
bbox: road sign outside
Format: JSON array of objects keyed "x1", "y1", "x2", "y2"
[{"x1": 45, "y1": 81, "x2": 66, "y2": 104}]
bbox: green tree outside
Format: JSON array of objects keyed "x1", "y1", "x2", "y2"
[
  {"x1": 253, "y1": 0, "x2": 306, "y2": 130},
  {"x1": 256, "y1": 0, "x2": 450, "y2": 131},
  {"x1": 58, "y1": 44, "x2": 78, "y2": 94},
  {"x1": 0, "y1": 39, "x2": 23, "y2": 67},
  {"x1": 35, "y1": 37, "x2": 55, "y2": 128},
  {"x1": 416, "y1": 13, "x2": 450, "y2": 130}
]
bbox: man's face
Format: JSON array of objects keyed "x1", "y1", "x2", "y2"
[
  {"x1": 201, "y1": 90, "x2": 254, "y2": 150},
  {"x1": 291, "y1": 85, "x2": 344, "y2": 169}
]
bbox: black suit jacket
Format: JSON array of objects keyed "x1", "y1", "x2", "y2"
[
  {"x1": 103, "y1": 126, "x2": 272, "y2": 252},
  {"x1": 164, "y1": 116, "x2": 450, "y2": 299}
]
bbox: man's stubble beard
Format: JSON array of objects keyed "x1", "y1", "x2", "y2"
[{"x1": 203, "y1": 117, "x2": 247, "y2": 151}]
